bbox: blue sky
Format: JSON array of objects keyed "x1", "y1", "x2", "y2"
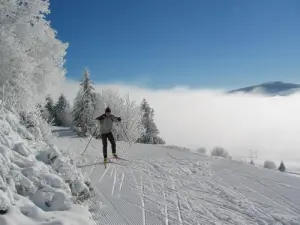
[{"x1": 49, "y1": 0, "x2": 300, "y2": 89}]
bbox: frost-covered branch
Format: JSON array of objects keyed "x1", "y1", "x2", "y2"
[
  {"x1": 95, "y1": 89, "x2": 144, "y2": 143},
  {"x1": 0, "y1": 0, "x2": 67, "y2": 112}
]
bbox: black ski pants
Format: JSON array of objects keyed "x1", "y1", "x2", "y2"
[{"x1": 101, "y1": 132, "x2": 116, "y2": 158}]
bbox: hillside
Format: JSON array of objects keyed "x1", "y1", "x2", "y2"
[
  {"x1": 0, "y1": 109, "x2": 94, "y2": 225},
  {"x1": 53, "y1": 127, "x2": 300, "y2": 225},
  {"x1": 229, "y1": 81, "x2": 300, "y2": 96}
]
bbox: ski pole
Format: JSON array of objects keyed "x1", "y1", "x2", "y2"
[
  {"x1": 81, "y1": 125, "x2": 98, "y2": 155},
  {"x1": 120, "y1": 122, "x2": 131, "y2": 147},
  {"x1": 81, "y1": 135, "x2": 93, "y2": 155}
]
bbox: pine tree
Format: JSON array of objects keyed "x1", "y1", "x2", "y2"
[
  {"x1": 45, "y1": 96, "x2": 55, "y2": 123},
  {"x1": 72, "y1": 69, "x2": 96, "y2": 136},
  {"x1": 278, "y1": 161, "x2": 286, "y2": 172},
  {"x1": 54, "y1": 94, "x2": 70, "y2": 126},
  {"x1": 137, "y1": 99, "x2": 165, "y2": 144}
]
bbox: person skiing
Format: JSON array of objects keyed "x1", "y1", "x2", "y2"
[{"x1": 96, "y1": 107, "x2": 121, "y2": 164}]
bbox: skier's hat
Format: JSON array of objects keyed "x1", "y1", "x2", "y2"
[{"x1": 105, "y1": 107, "x2": 111, "y2": 113}]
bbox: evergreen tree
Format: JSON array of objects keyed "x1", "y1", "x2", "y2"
[
  {"x1": 278, "y1": 161, "x2": 286, "y2": 172},
  {"x1": 45, "y1": 96, "x2": 55, "y2": 123},
  {"x1": 72, "y1": 69, "x2": 96, "y2": 136},
  {"x1": 137, "y1": 99, "x2": 165, "y2": 144},
  {"x1": 54, "y1": 94, "x2": 71, "y2": 126}
]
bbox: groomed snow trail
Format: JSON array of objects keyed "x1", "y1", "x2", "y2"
[{"x1": 52, "y1": 127, "x2": 300, "y2": 225}]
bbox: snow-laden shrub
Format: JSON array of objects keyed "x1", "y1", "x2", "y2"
[
  {"x1": 73, "y1": 126, "x2": 84, "y2": 137},
  {"x1": 197, "y1": 147, "x2": 207, "y2": 154},
  {"x1": 56, "y1": 110, "x2": 73, "y2": 127},
  {"x1": 10, "y1": 170, "x2": 37, "y2": 196},
  {"x1": 211, "y1": 147, "x2": 230, "y2": 158},
  {"x1": 13, "y1": 142, "x2": 31, "y2": 157},
  {"x1": 0, "y1": 190, "x2": 10, "y2": 215},
  {"x1": 264, "y1": 160, "x2": 277, "y2": 170},
  {"x1": 30, "y1": 187, "x2": 72, "y2": 211},
  {"x1": 0, "y1": 106, "x2": 94, "y2": 224},
  {"x1": 35, "y1": 146, "x2": 92, "y2": 202}
]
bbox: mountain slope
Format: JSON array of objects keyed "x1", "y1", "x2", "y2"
[
  {"x1": 53, "y1": 127, "x2": 300, "y2": 225},
  {"x1": 229, "y1": 81, "x2": 300, "y2": 96}
]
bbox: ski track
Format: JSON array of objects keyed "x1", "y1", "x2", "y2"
[
  {"x1": 112, "y1": 167, "x2": 117, "y2": 196},
  {"x1": 219, "y1": 170, "x2": 300, "y2": 216},
  {"x1": 163, "y1": 188, "x2": 169, "y2": 225},
  {"x1": 52, "y1": 128, "x2": 300, "y2": 225},
  {"x1": 118, "y1": 172, "x2": 125, "y2": 197},
  {"x1": 141, "y1": 176, "x2": 146, "y2": 225}
]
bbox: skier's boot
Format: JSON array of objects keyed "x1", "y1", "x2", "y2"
[
  {"x1": 104, "y1": 158, "x2": 108, "y2": 164},
  {"x1": 113, "y1": 153, "x2": 119, "y2": 159}
]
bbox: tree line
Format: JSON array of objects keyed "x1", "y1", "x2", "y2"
[{"x1": 42, "y1": 69, "x2": 165, "y2": 145}]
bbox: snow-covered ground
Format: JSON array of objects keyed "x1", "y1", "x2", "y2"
[
  {"x1": 53, "y1": 127, "x2": 300, "y2": 225},
  {"x1": 0, "y1": 110, "x2": 94, "y2": 225}
]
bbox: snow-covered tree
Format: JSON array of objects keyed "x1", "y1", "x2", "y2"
[
  {"x1": 45, "y1": 96, "x2": 54, "y2": 115},
  {"x1": 197, "y1": 147, "x2": 207, "y2": 154},
  {"x1": 54, "y1": 94, "x2": 71, "y2": 126},
  {"x1": 43, "y1": 96, "x2": 55, "y2": 123},
  {"x1": 264, "y1": 160, "x2": 276, "y2": 170},
  {"x1": 72, "y1": 69, "x2": 96, "y2": 136},
  {"x1": 95, "y1": 89, "x2": 144, "y2": 142},
  {"x1": 211, "y1": 147, "x2": 230, "y2": 158},
  {"x1": 278, "y1": 161, "x2": 286, "y2": 172},
  {"x1": 137, "y1": 99, "x2": 165, "y2": 144},
  {"x1": 0, "y1": 0, "x2": 67, "y2": 112}
]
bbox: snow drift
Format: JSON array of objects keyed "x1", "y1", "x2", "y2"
[{"x1": 0, "y1": 106, "x2": 95, "y2": 225}]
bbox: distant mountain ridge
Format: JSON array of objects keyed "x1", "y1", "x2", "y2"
[{"x1": 229, "y1": 81, "x2": 300, "y2": 96}]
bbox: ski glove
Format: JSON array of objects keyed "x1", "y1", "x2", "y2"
[
  {"x1": 96, "y1": 115, "x2": 105, "y2": 121},
  {"x1": 117, "y1": 117, "x2": 121, "y2": 122}
]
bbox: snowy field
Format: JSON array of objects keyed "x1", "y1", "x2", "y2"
[{"x1": 52, "y1": 127, "x2": 300, "y2": 225}]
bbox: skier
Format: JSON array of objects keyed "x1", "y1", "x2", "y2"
[{"x1": 96, "y1": 107, "x2": 121, "y2": 164}]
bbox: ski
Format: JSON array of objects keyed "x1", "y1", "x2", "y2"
[
  {"x1": 77, "y1": 160, "x2": 125, "y2": 168},
  {"x1": 112, "y1": 156, "x2": 130, "y2": 161},
  {"x1": 104, "y1": 156, "x2": 130, "y2": 168},
  {"x1": 77, "y1": 156, "x2": 129, "y2": 169}
]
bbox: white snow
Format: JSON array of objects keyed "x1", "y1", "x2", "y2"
[
  {"x1": 0, "y1": 109, "x2": 94, "y2": 225},
  {"x1": 53, "y1": 127, "x2": 300, "y2": 225}
]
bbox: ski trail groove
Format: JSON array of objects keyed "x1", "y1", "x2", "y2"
[
  {"x1": 163, "y1": 188, "x2": 169, "y2": 225},
  {"x1": 98, "y1": 163, "x2": 110, "y2": 184},
  {"x1": 110, "y1": 163, "x2": 115, "y2": 177},
  {"x1": 118, "y1": 195, "x2": 165, "y2": 219},
  {"x1": 175, "y1": 191, "x2": 183, "y2": 225},
  {"x1": 140, "y1": 176, "x2": 146, "y2": 225},
  {"x1": 88, "y1": 164, "x2": 96, "y2": 177},
  {"x1": 147, "y1": 167, "x2": 156, "y2": 193},
  {"x1": 131, "y1": 168, "x2": 139, "y2": 189},
  {"x1": 52, "y1": 129, "x2": 300, "y2": 225},
  {"x1": 112, "y1": 167, "x2": 117, "y2": 196},
  {"x1": 118, "y1": 172, "x2": 125, "y2": 197},
  {"x1": 255, "y1": 179, "x2": 300, "y2": 215},
  {"x1": 96, "y1": 184, "x2": 131, "y2": 225},
  {"x1": 223, "y1": 171, "x2": 300, "y2": 216}
]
